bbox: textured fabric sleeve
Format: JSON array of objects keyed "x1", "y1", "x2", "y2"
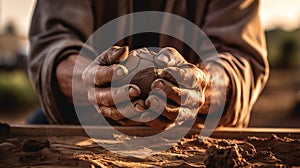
[
  {"x1": 28, "y1": 0, "x2": 97, "y2": 124},
  {"x1": 202, "y1": 0, "x2": 269, "y2": 127}
]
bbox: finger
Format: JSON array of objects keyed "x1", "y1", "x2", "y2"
[
  {"x1": 157, "y1": 66, "x2": 207, "y2": 89},
  {"x1": 154, "y1": 47, "x2": 187, "y2": 68},
  {"x1": 151, "y1": 79, "x2": 205, "y2": 107},
  {"x1": 175, "y1": 107, "x2": 198, "y2": 124},
  {"x1": 94, "y1": 46, "x2": 129, "y2": 65},
  {"x1": 97, "y1": 99, "x2": 146, "y2": 121},
  {"x1": 82, "y1": 63, "x2": 128, "y2": 87},
  {"x1": 146, "y1": 96, "x2": 178, "y2": 121},
  {"x1": 94, "y1": 64, "x2": 128, "y2": 86},
  {"x1": 116, "y1": 117, "x2": 144, "y2": 126},
  {"x1": 145, "y1": 95, "x2": 199, "y2": 122},
  {"x1": 88, "y1": 84, "x2": 141, "y2": 106},
  {"x1": 82, "y1": 46, "x2": 129, "y2": 87},
  {"x1": 140, "y1": 112, "x2": 174, "y2": 130},
  {"x1": 141, "y1": 107, "x2": 198, "y2": 130}
]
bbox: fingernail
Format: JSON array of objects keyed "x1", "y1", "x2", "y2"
[
  {"x1": 134, "y1": 103, "x2": 145, "y2": 112},
  {"x1": 110, "y1": 46, "x2": 129, "y2": 63},
  {"x1": 129, "y1": 86, "x2": 140, "y2": 97},
  {"x1": 155, "y1": 54, "x2": 169, "y2": 67},
  {"x1": 115, "y1": 46, "x2": 125, "y2": 53},
  {"x1": 117, "y1": 46, "x2": 129, "y2": 62},
  {"x1": 146, "y1": 96, "x2": 157, "y2": 107},
  {"x1": 150, "y1": 96, "x2": 157, "y2": 104},
  {"x1": 152, "y1": 79, "x2": 164, "y2": 89},
  {"x1": 157, "y1": 54, "x2": 169, "y2": 62},
  {"x1": 116, "y1": 67, "x2": 124, "y2": 77},
  {"x1": 115, "y1": 66, "x2": 128, "y2": 77},
  {"x1": 140, "y1": 113, "x2": 152, "y2": 122}
]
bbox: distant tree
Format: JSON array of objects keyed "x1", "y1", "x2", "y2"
[{"x1": 278, "y1": 38, "x2": 297, "y2": 68}]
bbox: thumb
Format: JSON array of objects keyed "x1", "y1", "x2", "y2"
[
  {"x1": 95, "y1": 46, "x2": 129, "y2": 65},
  {"x1": 154, "y1": 47, "x2": 187, "y2": 68}
]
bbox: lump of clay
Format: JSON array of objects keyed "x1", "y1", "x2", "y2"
[
  {"x1": 112, "y1": 48, "x2": 158, "y2": 99},
  {"x1": 204, "y1": 140, "x2": 251, "y2": 168},
  {"x1": 0, "y1": 123, "x2": 10, "y2": 136}
]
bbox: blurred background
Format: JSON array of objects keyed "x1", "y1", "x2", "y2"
[{"x1": 0, "y1": 0, "x2": 299, "y2": 127}]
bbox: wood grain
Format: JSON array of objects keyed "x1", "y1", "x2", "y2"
[{"x1": 7, "y1": 124, "x2": 300, "y2": 139}]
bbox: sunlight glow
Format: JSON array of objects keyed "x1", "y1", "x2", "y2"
[{"x1": 0, "y1": 0, "x2": 300, "y2": 36}]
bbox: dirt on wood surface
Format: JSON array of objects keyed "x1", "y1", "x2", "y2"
[{"x1": 0, "y1": 134, "x2": 299, "y2": 168}]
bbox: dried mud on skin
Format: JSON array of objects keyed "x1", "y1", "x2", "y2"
[{"x1": 0, "y1": 134, "x2": 299, "y2": 168}]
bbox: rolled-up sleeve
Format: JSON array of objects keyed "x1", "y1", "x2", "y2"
[
  {"x1": 203, "y1": 0, "x2": 269, "y2": 127},
  {"x1": 28, "y1": 0, "x2": 96, "y2": 123}
]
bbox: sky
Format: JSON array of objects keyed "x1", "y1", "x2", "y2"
[{"x1": 1, "y1": 0, "x2": 300, "y2": 36}]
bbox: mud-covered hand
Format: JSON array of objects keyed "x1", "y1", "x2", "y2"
[
  {"x1": 82, "y1": 46, "x2": 146, "y2": 126},
  {"x1": 141, "y1": 47, "x2": 208, "y2": 130}
]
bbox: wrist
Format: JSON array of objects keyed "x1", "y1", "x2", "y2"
[
  {"x1": 55, "y1": 54, "x2": 92, "y2": 104},
  {"x1": 198, "y1": 63, "x2": 231, "y2": 115}
]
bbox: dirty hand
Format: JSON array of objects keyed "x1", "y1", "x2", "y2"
[
  {"x1": 141, "y1": 47, "x2": 208, "y2": 130},
  {"x1": 82, "y1": 46, "x2": 146, "y2": 126}
]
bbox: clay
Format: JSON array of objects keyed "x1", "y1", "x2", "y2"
[
  {"x1": 22, "y1": 139, "x2": 50, "y2": 152},
  {"x1": 204, "y1": 140, "x2": 252, "y2": 167},
  {"x1": 1, "y1": 134, "x2": 299, "y2": 167},
  {"x1": 112, "y1": 48, "x2": 158, "y2": 99}
]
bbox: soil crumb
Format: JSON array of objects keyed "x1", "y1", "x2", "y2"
[
  {"x1": 0, "y1": 123, "x2": 10, "y2": 136},
  {"x1": 22, "y1": 139, "x2": 50, "y2": 152},
  {"x1": 0, "y1": 134, "x2": 299, "y2": 167}
]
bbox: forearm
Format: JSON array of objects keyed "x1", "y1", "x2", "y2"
[{"x1": 56, "y1": 54, "x2": 92, "y2": 105}]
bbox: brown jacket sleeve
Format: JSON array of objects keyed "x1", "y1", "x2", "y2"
[
  {"x1": 202, "y1": 0, "x2": 269, "y2": 127},
  {"x1": 28, "y1": 0, "x2": 96, "y2": 123}
]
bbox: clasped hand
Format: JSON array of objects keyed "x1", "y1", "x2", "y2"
[{"x1": 82, "y1": 46, "x2": 208, "y2": 130}]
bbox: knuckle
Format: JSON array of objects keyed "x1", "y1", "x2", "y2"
[
  {"x1": 87, "y1": 91, "x2": 96, "y2": 104},
  {"x1": 82, "y1": 68, "x2": 93, "y2": 83},
  {"x1": 94, "y1": 66, "x2": 114, "y2": 85},
  {"x1": 100, "y1": 95, "x2": 112, "y2": 107},
  {"x1": 111, "y1": 112, "x2": 120, "y2": 120}
]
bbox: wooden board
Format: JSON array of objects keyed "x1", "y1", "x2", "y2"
[
  {"x1": 5, "y1": 124, "x2": 300, "y2": 139},
  {"x1": 1, "y1": 124, "x2": 300, "y2": 167}
]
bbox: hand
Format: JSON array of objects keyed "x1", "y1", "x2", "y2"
[
  {"x1": 141, "y1": 47, "x2": 208, "y2": 130},
  {"x1": 82, "y1": 46, "x2": 146, "y2": 126}
]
